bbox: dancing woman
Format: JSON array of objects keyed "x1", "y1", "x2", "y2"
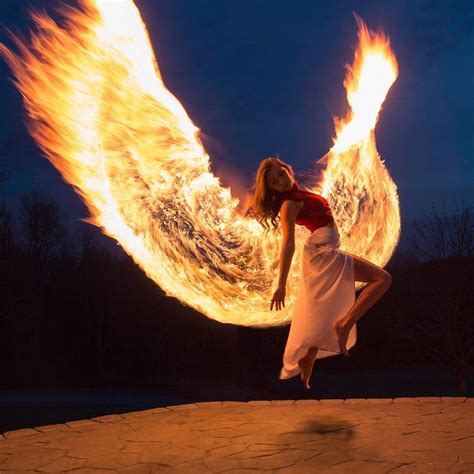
[{"x1": 251, "y1": 157, "x2": 392, "y2": 389}]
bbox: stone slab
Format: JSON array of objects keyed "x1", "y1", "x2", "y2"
[{"x1": 0, "y1": 397, "x2": 472, "y2": 472}]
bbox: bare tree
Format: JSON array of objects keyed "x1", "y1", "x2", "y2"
[
  {"x1": 0, "y1": 140, "x2": 14, "y2": 253},
  {"x1": 0, "y1": 139, "x2": 11, "y2": 183},
  {"x1": 409, "y1": 199, "x2": 474, "y2": 261},
  {"x1": 0, "y1": 201, "x2": 15, "y2": 255},
  {"x1": 19, "y1": 190, "x2": 67, "y2": 272},
  {"x1": 0, "y1": 201, "x2": 16, "y2": 364},
  {"x1": 74, "y1": 222, "x2": 100, "y2": 261},
  {"x1": 398, "y1": 202, "x2": 474, "y2": 395}
]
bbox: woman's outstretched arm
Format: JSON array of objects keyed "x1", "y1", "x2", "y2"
[{"x1": 270, "y1": 200, "x2": 301, "y2": 311}]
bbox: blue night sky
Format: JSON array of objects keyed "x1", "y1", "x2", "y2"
[{"x1": 0, "y1": 0, "x2": 473, "y2": 230}]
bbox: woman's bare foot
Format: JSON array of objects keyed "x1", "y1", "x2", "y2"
[
  {"x1": 332, "y1": 320, "x2": 351, "y2": 356},
  {"x1": 298, "y1": 357, "x2": 312, "y2": 389}
]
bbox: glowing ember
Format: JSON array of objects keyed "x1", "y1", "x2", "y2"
[{"x1": 0, "y1": 2, "x2": 400, "y2": 327}]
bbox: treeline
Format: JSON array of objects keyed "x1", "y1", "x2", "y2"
[{"x1": 0, "y1": 190, "x2": 473, "y2": 395}]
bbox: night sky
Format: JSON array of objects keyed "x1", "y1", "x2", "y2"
[{"x1": 0, "y1": 0, "x2": 473, "y2": 232}]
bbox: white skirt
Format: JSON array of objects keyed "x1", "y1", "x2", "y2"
[{"x1": 279, "y1": 222, "x2": 356, "y2": 380}]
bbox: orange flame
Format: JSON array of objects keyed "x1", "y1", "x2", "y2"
[{"x1": 0, "y1": 2, "x2": 400, "y2": 327}]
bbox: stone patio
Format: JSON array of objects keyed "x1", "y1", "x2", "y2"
[{"x1": 1, "y1": 397, "x2": 473, "y2": 473}]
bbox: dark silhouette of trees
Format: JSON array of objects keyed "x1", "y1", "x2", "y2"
[
  {"x1": 0, "y1": 201, "x2": 15, "y2": 256},
  {"x1": 0, "y1": 187, "x2": 473, "y2": 398},
  {"x1": 19, "y1": 190, "x2": 67, "y2": 276},
  {"x1": 410, "y1": 200, "x2": 474, "y2": 260},
  {"x1": 0, "y1": 139, "x2": 12, "y2": 252},
  {"x1": 0, "y1": 142, "x2": 13, "y2": 363},
  {"x1": 396, "y1": 202, "x2": 474, "y2": 395},
  {"x1": 0, "y1": 139, "x2": 10, "y2": 183}
]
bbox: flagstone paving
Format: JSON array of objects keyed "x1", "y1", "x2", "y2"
[{"x1": 1, "y1": 397, "x2": 473, "y2": 473}]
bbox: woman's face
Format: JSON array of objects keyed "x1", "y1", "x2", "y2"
[{"x1": 266, "y1": 164, "x2": 294, "y2": 193}]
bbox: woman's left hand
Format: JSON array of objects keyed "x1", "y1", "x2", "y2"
[{"x1": 270, "y1": 285, "x2": 286, "y2": 311}]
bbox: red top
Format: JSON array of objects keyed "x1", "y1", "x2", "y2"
[{"x1": 276, "y1": 182, "x2": 334, "y2": 233}]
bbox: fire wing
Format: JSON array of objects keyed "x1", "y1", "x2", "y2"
[{"x1": 0, "y1": 1, "x2": 400, "y2": 326}]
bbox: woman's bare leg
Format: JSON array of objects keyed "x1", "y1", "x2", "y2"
[
  {"x1": 298, "y1": 347, "x2": 319, "y2": 389},
  {"x1": 333, "y1": 254, "x2": 392, "y2": 355}
]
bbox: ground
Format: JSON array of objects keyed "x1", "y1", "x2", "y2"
[{"x1": 1, "y1": 397, "x2": 473, "y2": 473}]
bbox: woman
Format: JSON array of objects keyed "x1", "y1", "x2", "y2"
[{"x1": 251, "y1": 157, "x2": 392, "y2": 389}]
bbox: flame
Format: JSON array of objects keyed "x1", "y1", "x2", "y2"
[{"x1": 0, "y1": 2, "x2": 400, "y2": 327}]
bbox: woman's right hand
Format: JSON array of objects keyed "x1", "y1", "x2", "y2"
[{"x1": 270, "y1": 285, "x2": 286, "y2": 311}]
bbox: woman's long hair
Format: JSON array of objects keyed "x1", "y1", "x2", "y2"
[{"x1": 250, "y1": 156, "x2": 296, "y2": 233}]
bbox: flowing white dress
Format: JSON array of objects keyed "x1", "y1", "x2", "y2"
[{"x1": 279, "y1": 221, "x2": 356, "y2": 380}]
